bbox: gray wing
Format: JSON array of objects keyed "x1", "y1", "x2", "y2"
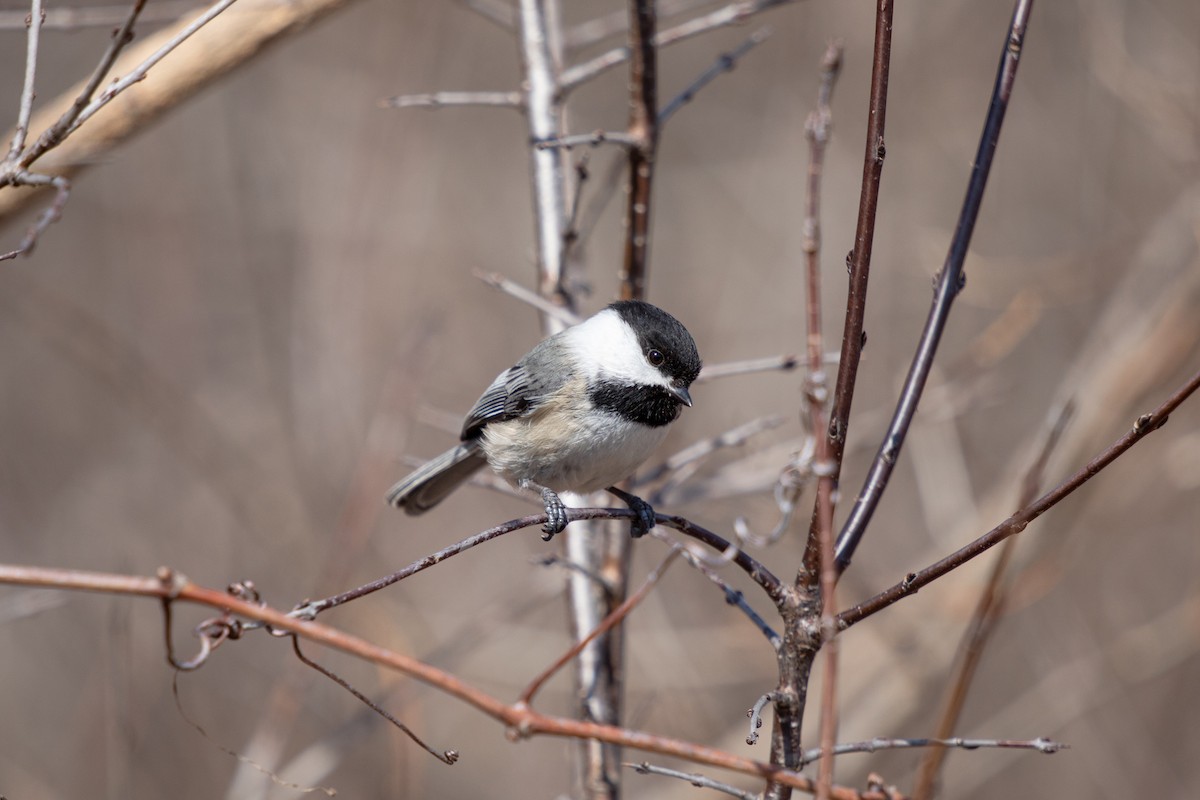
[{"x1": 459, "y1": 340, "x2": 567, "y2": 440}]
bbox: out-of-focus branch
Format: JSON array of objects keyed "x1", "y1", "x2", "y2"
[
  {"x1": 911, "y1": 401, "x2": 1073, "y2": 800},
  {"x1": 838, "y1": 364, "x2": 1200, "y2": 629},
  {"x1": 0, "y1": 1, "x2": 197, "y2": 31},
  {"x1": 617, "y1": 0, "x2": 658, "y2": 301},
  {"x1": 560, "y1": 0, "x2": 799, "y2": 94},
  {"x1": 0, "y1": 0, "x2": 363, "y2": 227},
  {"x1": 796, "y1": 41, "x2": 844, "y2": 800},
  {"x1": 380, "y1": 91, "x2": 523, "y2": 110},
  {"x1": 834, "y1": 0, "x2": 1035, "y2": 570}
]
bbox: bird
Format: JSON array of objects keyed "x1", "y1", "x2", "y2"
[{"x1": 386, "y1": 300, "x2": 701, "y2": 538}]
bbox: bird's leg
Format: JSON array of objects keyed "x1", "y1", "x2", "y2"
[
  {"x1": 606, "y1": 486, "x2": 656, "y2": 538},
  {"x1": 522, "y1": 480, "x2": 569, "y2": 540}
]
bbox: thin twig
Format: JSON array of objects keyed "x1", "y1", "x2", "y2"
[
  {"x1": 838, "y1": 364, "x2": 1200, "y2": 629},
  {"x1": 519, "y1": 546, "x2": 683, "y2": 704},
  {"x1": 800, "y1": 736, "x2": 1067, "y2": 767},
  {"x1": 379, "y1": 91, "x2": 523, "y2": 110},
  {"x1": 658, "y1": 26, "x2": 772, "y2": 126},
  {"x1": 534, "y1": 130, "x2": 640, "y2": 150},
  {"x1": 295, "y1": 506, "x2": 783, "y2": 619},
  {"x1": 560, "y1": 0, "x2": 798, "y2": 94},
  {"x1": 697, "y1": 354, "x2": 804, "y2": 382},
  {"x1": 796, "y1": 40, "x2": 845, "y2": 800},
  {"x1": 21, "y1": 0, "x2": 149, "y2": 165},
  {"x1": 0, "y1": 2, "x2": 195, "y2": 31},
  {"x1": 473, "y1": 269, "x2": 583, "y2": 326},
  {"x1": 811, "y1": 0, "x2": 893, "y2": 577},
  {"x1": 627, "y1": 761, "x2": 761, "y2": 800},
  {"x1": 8, "y1": 0, "x2": 45, "y2": 161},
  {"x1": 912, "y1": 401, "x2": 1074, "y2": 800},
  {"x1": 563, "y1": 0, "x2": 711, "y2": 51},
  {"x1": 637, "y1": 414, "x2": 785, "y2": 488},
  {"x1": 833, "y1": 0, "x2": 1034, "y2": 571},
  {"x1": 291, "y1": 636, "x2": 459, "y2": 764},
  {"x1": 459, "y1": 0, "x2": 515, "y2": 30},
  {"x1": 651, "y1": 529, "x2": 781, "y2": 647}
]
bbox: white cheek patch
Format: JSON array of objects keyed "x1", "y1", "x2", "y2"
[{"x1": 565, "y1": 308, "x2": 667, "y2": 387}]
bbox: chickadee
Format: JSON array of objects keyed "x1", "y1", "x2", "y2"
[{"x1": 386, "y1": 300, "x2": 701, "y2": 538}]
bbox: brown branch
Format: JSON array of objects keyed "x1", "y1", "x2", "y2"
[
  {"x1": 0, "y1": 562, "x2": 888, "y2": 800},
  {"x1": 618, "y1": 0, "x2": 658, "y2": 301},
  {"x1": 911, "y1": 401, "x2": 1074, "y2": 799},
  {"x1": 837, "y1": 364, "x2": 1200, "y2": 630},
  {"x1": 798, "y1": 41, "x2": 845, "y2": 800},
  {"x1": 519, "y1": 546, "x2": 682, "y2": 704},
  {"x1": 0, "y1": 0, "x2": 363, "y2": 227},
  {"x1": 816, "y1": 0, "x2": 892, "y2": 570}
]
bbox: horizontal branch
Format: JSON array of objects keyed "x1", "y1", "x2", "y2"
[
  {"x1": 296, "y1": 506, "x2": 784, "y2": 617},
  {"x1": 0, "y1": 562, "x2": 879, "y2": 798},
  {"x1": 379, "y1": 91, "x2": 523, "y2": 110},
  {"x1": 799, "y1": 736, "x2": 1066, "y2": 767}
]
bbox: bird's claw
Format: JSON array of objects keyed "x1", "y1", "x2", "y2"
[
  {"x1": 540, "y1": 488, "x2": 569, "y2": 541},
  {"x1": 607, "y1": 487, "x2": 656, "y2": 538}
]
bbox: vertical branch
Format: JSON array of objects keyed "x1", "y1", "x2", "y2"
[
  {"x1": 618, "y1": 0, "x2": 658, "y2": 301},
  {"x1": 833, "y1": 0, "x2": 1036, "y2": 570},
  {"x1": 517, "y1": 0, "x2": 575, "y2": 324},
  {"x1": 803, "y1": 44, "x2": 844, "y2": 800},
  {"x1": 518, "y1": 4, "x2": 632, "y2": 797},
  {"x1": 804, "y1": 0, "x2": 894, "y2": 577},
  {"x1": 9, "y1": 0, "x2": 45, "y2": 161}
]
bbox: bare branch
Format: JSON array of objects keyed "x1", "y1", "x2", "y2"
[
  {"x1": 473, "y1": 269, "x2": 583, "y2": 326},
  {"x1": 8, "y1": 0, "x2": 45, "y2": 161},
  {"x1": 0, "y1": 2, "x2": 195, "y2": 31},
  {"x1": 800, "y1": 737, "x2": 1067, "y2": 767},
  {"x1": 627, "y1": 761, "x2": 761, "y2": 800},
  {"x1": 834, "y1": 0, "x2": 1034, "y2": 571},
  {"x1": 379, "y1": 91, "x2": 523, "y2": 110},
  {"x1": 519, "y1": 546, "x2": 682, "y2": 704},
  {"x1": 291, "y1": 637, "x2": 459, "y2": 764},
  {"x1": 838, "y1": 365, "x2": 1200, "y2": 629},
  {"x1": 911, "y1": 401, "x2": 1074, "y2": 799},
  {"x1": 658, "y1": 26, "x2": 772, "y2": 126},
  {"x1": 0, "y1": 563, "x2": 850, "y2": 797},
  {"x1": 560, "y1": 0, "x2": 799, "y2": 94},
  {"x1": 459, "y1": 0, "x2": 515, "y2": 30}
]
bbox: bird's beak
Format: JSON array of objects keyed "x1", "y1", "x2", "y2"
[{"x1": 669, "y1": 383, "x2": 693, "y2": 407}]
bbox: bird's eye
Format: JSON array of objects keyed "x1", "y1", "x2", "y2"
[{"x1": 647, "y1": 349, "x2": 665, "y2": 367}]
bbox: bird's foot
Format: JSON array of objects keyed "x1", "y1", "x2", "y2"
[
  {"x1": 607, "y1": 487, "x2": 656, "y2": 538},
  {"x1": 539, "y1": 487, "x2": 569, "y2": 541}
]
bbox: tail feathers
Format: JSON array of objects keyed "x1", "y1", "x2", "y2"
[{"x1": 386, "y1": 442, "x2": 488, "y2": 515}]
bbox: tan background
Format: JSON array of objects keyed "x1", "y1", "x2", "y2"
[{"x1": 1, "y1": 0, "x2": 1198, "y2": 798}]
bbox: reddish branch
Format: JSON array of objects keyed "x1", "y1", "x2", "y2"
[{"x1": 0, "y1": 562, "x2": 887, "y2": 800}]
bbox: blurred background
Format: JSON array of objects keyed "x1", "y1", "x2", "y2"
[{"x1": 0, "y1": 0, "x2": 1198, "y2": 798}]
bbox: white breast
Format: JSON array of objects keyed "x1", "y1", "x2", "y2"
[{"x1": 479, "y1": 376, "x2": 668, "y2": 494}]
